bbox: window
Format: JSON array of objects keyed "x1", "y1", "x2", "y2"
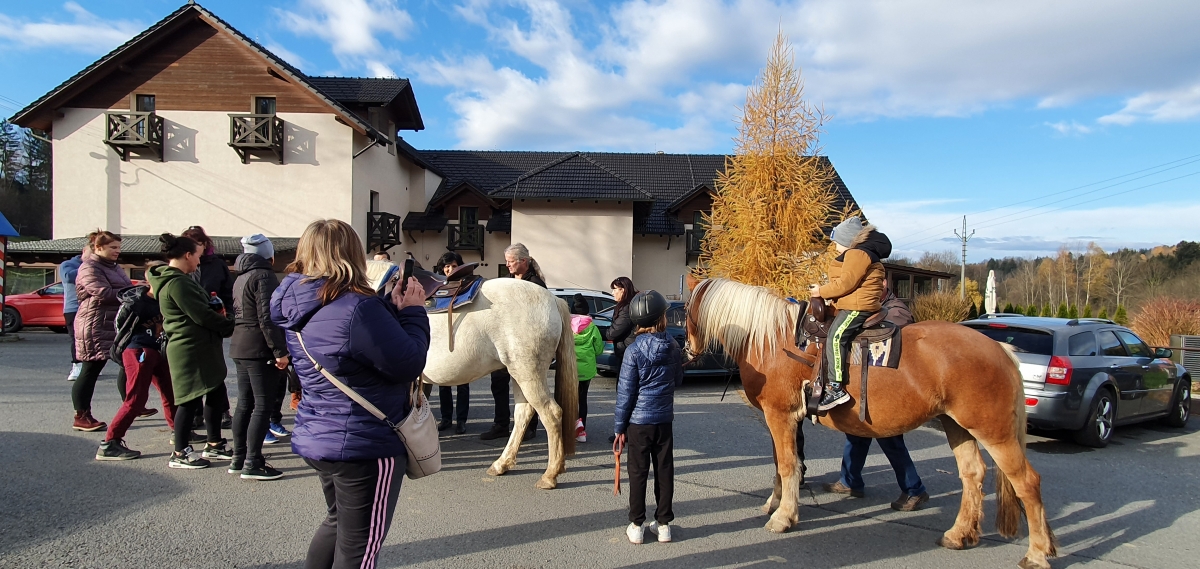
[
  {"x1": 255, "y1": 97, "x2": 277, "y2": 115},
  {"x1": 370, "y1": 191, "x2": 380, "y2": 213},
  {"x1": 498, "y1": 265, "x2": 510, "y2": 278},
  {"x1": 893, "y1": 275, "x2": 912, "y2": 299},
  {"x1": 1097, "y1": 330, "x2": 1127, "y2": 357},
  {"x1": 44, "y1": 283, "x2": 64, "y2": 295},
  {"x1": 667, "y1": 306, "x2": 687, "y2": 327},
  {"x1": 1114, "y1": 330, "x2": 1151, "y2": 358},
  {"x1": 460, "y1": 206, "x2": 478, "y2": 226},
  {"x1": 135, "y1": 94, "x2": 155, "y2": 112},
  {"x1": 969, "y1": 326, "x2": 1053, "y2": 355},
  {"x1": 594, "y1": 297, "x2": 616, "y2": 313},
  {"x1": 1068, "y1": 332, "x2": 1097, "y2": 356}
]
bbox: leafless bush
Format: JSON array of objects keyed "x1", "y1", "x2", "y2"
[
  {"x1": 1131, "y1": 297, "x2": 1200, "y2": 347},
  {"x1": 912, "y1": 291, "x2": 971, "y2": 323}
]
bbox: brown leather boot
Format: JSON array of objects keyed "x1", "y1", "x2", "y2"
[{"x1": 73, "y1": 410, "x2": 107, "y2": 432}]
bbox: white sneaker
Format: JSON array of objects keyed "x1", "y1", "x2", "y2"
[
  {"x1": 625, "y1": 522, "x2": 644, "y2": 544},
  {"x1": 68, "y1": 363, "x2": 82, "y2": 381},
  {"x1": 648, "y1": 521, "x2": 672, "y2": 542}
]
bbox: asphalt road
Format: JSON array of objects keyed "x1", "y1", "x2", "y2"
[{"x1": 2, "y1": 330, "x2": 1198, "y2": 569}]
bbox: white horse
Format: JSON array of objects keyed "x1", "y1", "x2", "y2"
[{"x1": 417, "y1": 276, "x2": 579, "y2": 489}]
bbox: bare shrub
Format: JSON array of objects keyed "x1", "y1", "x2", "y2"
[
  {"x1": 912, "y1": 291, "x2": 971, "y2": 323},
  {"x1": 1131, "y1": 297, "x2": 1200, "y2": 347}
]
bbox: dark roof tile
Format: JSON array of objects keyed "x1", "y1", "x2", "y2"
[{"x1": 306, "y1": 77, "x2": 411, "y2": 105}]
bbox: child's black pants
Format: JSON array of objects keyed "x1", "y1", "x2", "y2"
[{"x1": 626, "y1": 422, "x2": 674, "y2": 526}]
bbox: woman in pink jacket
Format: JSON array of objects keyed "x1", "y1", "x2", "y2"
[{"x1": 72, "y1": 230, "x2": 132, "y2": 432}]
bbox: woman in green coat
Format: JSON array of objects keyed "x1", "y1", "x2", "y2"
[{"x1": 148, "y1": 233, "x2": 235, "y2": 470}]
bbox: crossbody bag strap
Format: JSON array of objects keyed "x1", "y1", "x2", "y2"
[{"x1": 296, "y1": 330, "x2": 408, "y2": 428}]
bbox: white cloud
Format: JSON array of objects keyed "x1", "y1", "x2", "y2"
[
  {"x1": 263, "y1": 42, "x2": 309, "y2": 70},
  {"x1": 0, "y1": 2, "x2": 141, "y2": 54},
  {"x1": 277, "y1": 0, "x2": 412, "y2": 77},
  {"x1": 1045, "y1": 121, "x2": 1093, "y2": 135},
  {"x1": 409, "y1": 0, "x2": 1200, "y2": 150}
]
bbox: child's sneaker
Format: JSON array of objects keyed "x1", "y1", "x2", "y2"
[
  {"x1": 263, "y1": 431, "x2": 279, "y2": 445},
  {"x1": 575, "y1": 418, "x2": 587, "y2": 443},
  {"x1": 648, "y1": 521, "x2": 672, "y2": 542},
  {"x1": 241, "y1": 462, "x2": 284, "y2": 481},
  {"x1": 168, "y1": 446, "x2": 210, "y2": 469},
  {"x1": 96, "y1": 439, "x2": 141, "y2": 461},
  {"x1": 625, "y1": 522, "x2": 644, "y2": 544},
  {"x1": 269, "y1": 422, "x2": 291, "y2": 437},
  {"x1": 201, "y1": 440, "x2": 233, "y2": 460}
]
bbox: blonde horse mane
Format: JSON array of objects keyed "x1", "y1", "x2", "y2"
[{"x1": 692, "y1": 278, "x2": 800, "y2": 361}]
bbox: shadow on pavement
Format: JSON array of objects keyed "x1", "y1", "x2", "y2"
[{"x1": 0, "y1": 432, "x2": 184, "y2": 558}]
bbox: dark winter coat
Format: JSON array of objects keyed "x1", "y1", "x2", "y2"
[
  {"x1": 613, "y1": 331, "x2": 684, "y2": 434},
  {"x1": 74, "y1": 255, "x2": 132, "y2": 361},
  {"x1": 193, "y1": 253, "x2": 234, "y2": 311},
  {"x1": 271, "y1": 273, "x2": 431, "y2": 463},
  {"x1": 230, "y1": 254, "x2": 288, "y2": 361},
  {"x1": 148, "y1": 265, "x2": 235, "y2": 405},
  {"x1": 606, "y1": 305, "x2": 635, "y2": 359}
]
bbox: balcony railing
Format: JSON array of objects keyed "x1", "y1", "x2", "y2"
[
  {"x1": 367, "y1": 212, "x2": 402, "y2": 253},
  {"x1": 448, "y1": 223, "x2": 485, "y2": 255},
  {"x1": 229, "y1": 114, "x2": 285, "y2": 164},
  {"x1": 685, "y1": 228, "x2": 705, "y2": 261},
  {"x1": 104, "y1": 111, "x2": 164, "y2": 161}
]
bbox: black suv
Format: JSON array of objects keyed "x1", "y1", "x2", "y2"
[{"x1": 961, "y1": 316, "x2": 1192, "y2": 447}]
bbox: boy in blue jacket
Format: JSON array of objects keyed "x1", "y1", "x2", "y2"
[{"x1": 614, "y1": 290, "x2": 683, "y2": 544}]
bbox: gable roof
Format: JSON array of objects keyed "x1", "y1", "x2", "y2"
[
  {"x1": 8, "y1": 2, "x2": 398, "y2": 142},
  {"x1": 417, "y1": 151, "x2": 860, "y2": 235},
  {"x1": 6, "y1": 234, "x2": 298, "y2": 262},
  {"x1": 307, "y1": 77, "x2": 424, "y2": 131}
]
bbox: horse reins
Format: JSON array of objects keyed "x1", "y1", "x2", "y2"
[{"x1": 612, "y1": 436, "x2": 623, "y2": 496}]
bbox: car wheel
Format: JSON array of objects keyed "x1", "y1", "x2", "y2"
[
  {"x1": 1163, "y1": 382, "x2": 1191, "y2": 428},
  {"x1": 1073, "y1": 390, "x2": 1115, "y2": 448},
  {"x1": 2, "y1": 307, "x2": 22, "y2": 333}
]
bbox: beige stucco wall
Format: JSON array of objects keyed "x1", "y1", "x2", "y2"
[
  {"x1": 351, "y1": 132, "x2": 434, "y2": 254},
  {"x1": 632, "y1": 234, "x2": 689, "y2": 300},
  {"x1": 51, "y1": 108, "x2": 353, "y2": 239},
  {"x1": 512, "y1": 202, "x2": 632, "y2": 291},
  {"x1": 403, "y1": 225, "x2": 509, "y2": 277}
]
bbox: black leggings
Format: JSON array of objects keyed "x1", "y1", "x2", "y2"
[
  {"x1": 270, "y1": 366, "x2": 287, "y2": 424},
  {"x1": 578, "y1": 379, "x2": 591, "y2": 426},
  {"x1": 72, "y1": 360, "x2": 125, "y2": 411},
  {"x1": 173, "y1": 383, "x2": 229, "y2": 452},
  {"x1": 626, "y1": 422, "x2": 674, "y2": 526},
  {"x1": 490, "y1": 369, "x2": 537, "y2": 433},
  {"x1": 232, "y1": 359, "x2": 272, "y2": 466}
]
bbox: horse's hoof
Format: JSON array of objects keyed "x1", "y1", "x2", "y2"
[
  {"x1": 937, "y1": 536, "x2": 964, "y2": 550},
  {"x1": 760, "y1": 503, "x2": 774, "y2": 515},
  {"x1": 535, "y1": 477, "x2": 558, "y2": 490},
  {"x1": 486, "y1": 465, "x2": 507, "y2": 477},
  {"x1": 1017, "y1": 557, "x2": 1050, "y2": 569},
  {"x1": 764, "y1": 518, "x2": 793, "y2": 534}
]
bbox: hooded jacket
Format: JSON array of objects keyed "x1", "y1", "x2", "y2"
[
  {"x1": 148, "y1": 265, "x2": 235, "y2": 404},
  {"x1": 613, "y1": 331, "x2": 683, "y2": 434},
  {"x1": 571, "y1": 314, "x2": 604, "y2": 381},
  {"x1": 270, "y1": 273, "x2": 430, "y2": 462},
  {"x1": 230, "y1": 254, "x2": 288, "y2": 360},
  {"x1": 60, "y1": 255, "x2": 83, "y2": 314},
  {"x1": 818, "y1": 225, "x2": 891, "y2": 313},
  {"x1": 74, "y1": 254, "x2": 132, "y2": 361},
  {"x1": 606, "y1": 305, "x2": 635, "y2": 359}
]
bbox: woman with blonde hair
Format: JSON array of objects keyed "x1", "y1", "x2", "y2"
[{"x1": 271, "y1": 219, "x2": 429, "y2": 569}]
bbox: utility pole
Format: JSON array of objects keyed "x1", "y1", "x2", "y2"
[{"x1": 953, "y1": 216, "x2": 974, "y2": 300}]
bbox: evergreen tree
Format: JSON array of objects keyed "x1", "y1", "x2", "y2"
[
  {"x1": 1114, "y1": 305, "x2": 1128, "y2": 325},
  {"x1": 967, "y1": 302, "x2": 978, "y2": 320},
  {"x1": 697, "y1": 32, "x2": 840, "y2": 296},
  {"x1": 1003, "y1": 302, "x2": 1015, "y2": 314},
  {"x1": 1027, "y1": 304, "x2": 1039, "y2": 316},
  {"x1": 1099, "y1": 307, "x2": 1109, "y2": 320},
  {"x1": 1041, "y1": 302, "x2": 1052, "y2": 317},
  {"x1": 1056, "y1": 303, "x2": 1069, "y2": 318},
  {"x1": 1068, "y1": 304, "x2": 1079, "y2": 319},
  {"x1": 1083, "y1": 304, "x2": 1093, "y2": 318}
]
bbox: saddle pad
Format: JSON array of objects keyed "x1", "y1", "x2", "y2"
[
  {"x1": 849, "y1": 332, "x2": 902, "y2": 369},
  {"x1": 424, "y1": 276, "x2": 484, "y2": 314}
]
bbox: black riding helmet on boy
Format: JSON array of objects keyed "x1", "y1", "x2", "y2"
[{"x1": 629, "y1": 290, "x2": 669, "y2": 328}]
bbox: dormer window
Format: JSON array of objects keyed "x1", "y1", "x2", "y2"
[
  {"x1": 255, "y1": 97, "x2": 276, "y2": 115},
  {"x1": 135, "y1": 94, "x2": 155, "y2": 112}
]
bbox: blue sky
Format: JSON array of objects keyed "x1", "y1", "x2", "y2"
[{"x1": 2, "y1": 0, "x2": 1198, "y2": 261}]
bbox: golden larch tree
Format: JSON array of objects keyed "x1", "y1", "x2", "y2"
[{"x1": 696, "y1": 32, "x2": 846, "y2": 297}]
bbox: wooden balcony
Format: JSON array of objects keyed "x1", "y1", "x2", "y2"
[
  {"x1": 104, "y1": 111, "x2": 164, "y2": 161},
  {"x1": 229, "y1": 114, "x2": 285, "y2": 164},
  {"x1": 367, "y1": 211, "x2": 402, "y2": 253},
  {"x1": 448, "y1": 223, "x2": 485, "y2": 255}
]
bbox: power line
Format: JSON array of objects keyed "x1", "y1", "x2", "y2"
[{"x1": 891, "y1": 152, "x2": 1200, "y2": 248}]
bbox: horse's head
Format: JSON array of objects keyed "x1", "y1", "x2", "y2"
[{"x1": 682, "y1": 277, "x2": 712, "y2": 364}]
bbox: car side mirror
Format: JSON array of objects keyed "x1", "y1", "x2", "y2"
[
  {"x1": 1154, "y1": 347, "x2": 1173, "y2": 359},
  {"x1": 36, "y1": 289, "x2": 47, "y2": 296}
]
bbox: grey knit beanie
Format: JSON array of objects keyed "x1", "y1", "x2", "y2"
[
  {"x1": 830, "y1": 216, "x2": 863, "y2": 248},
  {"x1": 241, "y1": 234, "x2": 274, "y2": 259}
]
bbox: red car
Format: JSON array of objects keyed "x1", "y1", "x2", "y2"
[{"x1": 3, "y1": 282, "x2": 67, "y2": 333}]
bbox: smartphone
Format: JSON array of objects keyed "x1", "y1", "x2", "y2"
[{"x1": 399, "y1": 258, "x2": 415, "y2": 294}]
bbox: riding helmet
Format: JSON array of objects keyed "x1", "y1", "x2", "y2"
[{"x1": 629, "y1": 290, "x2": 669, "y2": 328}]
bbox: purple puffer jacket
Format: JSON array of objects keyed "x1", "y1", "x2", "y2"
[
  {"x1": 270, "y1": 273, "x2": 430, "y2": 462},
  {"x1": 75, "y1": 255, "x2": 132, "y2": 362}
]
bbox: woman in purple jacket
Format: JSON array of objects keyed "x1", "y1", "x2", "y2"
[
  {"x1": 270, "y1": 219, "x2": 428, "y2": 569},
  {"x1": 72, "y1": 230, "x2": 133, "y2": 432}
]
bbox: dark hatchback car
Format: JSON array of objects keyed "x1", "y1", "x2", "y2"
[
  {"x1": 962, "y1": 315, "x2": 1192, "y2": 447},
  {"x1": 591, "y1": 301, "x2": 737, "y2": 378}
]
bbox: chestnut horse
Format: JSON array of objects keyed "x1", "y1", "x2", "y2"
[{"x1": 685, "y1": 278, "x2": 1056, "y2": 569}]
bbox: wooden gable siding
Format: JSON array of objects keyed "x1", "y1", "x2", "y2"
[
  {"x1": 674, "y1": 191, "x2": 713, "y2": 224},
  {"x1": 64, "y1": 19, "x2": 328, "y2": 114}
]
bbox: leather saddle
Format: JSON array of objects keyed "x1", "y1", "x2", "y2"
[
  {"x1": 798, "y1": 300, "x2": 901, "y2": 422},
  {"x1": 422, "y1": 263, "x2": 483, "y2": 353}
]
